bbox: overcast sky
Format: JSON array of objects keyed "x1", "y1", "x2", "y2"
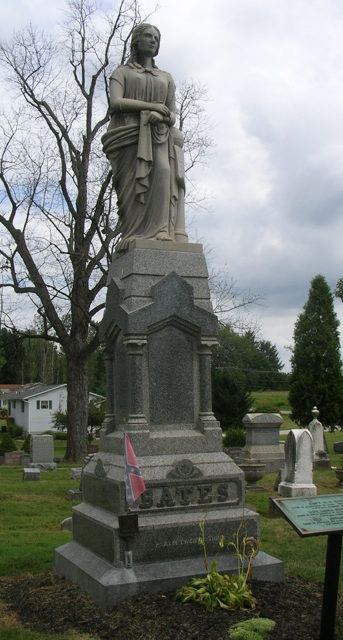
[{"x1": 1, "y1": 0, "x2": 343, "y2": 371}]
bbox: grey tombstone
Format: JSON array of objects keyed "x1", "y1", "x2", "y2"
[
  {"x1": 23, "y1": 467, "x2": 41, "y2": 481},
  {"x1": 30, "y1": 434, "x2": 56, "y2": 471},
  {"x1": 334, "y1": 442, "x2": 343, "y2": 454},
  {"x1": 242, "y1": 413, "x2": 285, "y2": 471},
  {"x1": 68, "y1": 489, "x2": 83, "y2": 501},
  {"x1": 308, "y1": 406, "x2": 330, "y2": 469},
  {"x1": 60, "y1": 517, "x2": 72, "y2": 531},
  {"x1": 278, "y1": 429, "x2": 317, "y2": 497},
  {"x1": 70, "y1": 467, "x2": 82, "y2": 480},
  {"x1": 55, "y1": 243, "x2": 284, "y2": 607}
]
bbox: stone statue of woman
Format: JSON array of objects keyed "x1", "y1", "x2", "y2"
[{"x1": 102, "y1": 23, "x2": 188, "y2": 251}]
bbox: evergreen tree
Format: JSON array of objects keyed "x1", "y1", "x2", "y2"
[
  {"x1": 289, "y1": 274, "x2": 343, "y2": 427},
  {"x1": 213, "y1": 324, "x2": 285, "y2": 391},
  {"x1": 212, "y1": 368, "x2": 251, "y2": 431}
]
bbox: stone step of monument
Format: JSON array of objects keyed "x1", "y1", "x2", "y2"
[{"x1": 55, "y1": 540, "x2": 284, "y2": 609}]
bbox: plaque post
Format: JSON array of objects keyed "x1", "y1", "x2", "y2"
[{"x1": 320, "y1": 532, "x2": 342, "y2": 640}]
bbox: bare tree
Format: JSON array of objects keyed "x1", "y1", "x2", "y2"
[
  {"x1": 0, "y1": 0, "x2": 146, "y2": 460},
  {"x1": 176, "y1": 80, "x2": 212, "y2": 209},
  {"x1": 208, "y1": 265, "x2": 263, "y2": 333},
  {"x1": 0, "y1": 0, "x2": 213, "y2": 460}
]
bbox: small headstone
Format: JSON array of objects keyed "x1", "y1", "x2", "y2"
[
  {"x1": 308, "y1": 406, "x2": 330, "y2": 469},
  {"x1": 4, "y1": 451, "x2": 25, "y2": 465},
  {"x1": 60, "y1": 517, "x2": 72, "y2": 531},
  {"x1": 278, "y1": 429, "x2": 317, "y2": 497},
  {"x1": 334, "y1": 441, "x2": 343, "y2": 454},
  {"x1": 70, "y1": 467, "x2": 82, "y2": 480},
  {"x1": 30, "y1": 435, "x2": 56, "y2": 471},
  {"x1": 23, "y1": 467, "x2": 41, "y2": 481},
  {"x1": 67, "y1": 489, "x2": 83, "y2": 501},
  {"x1": 242, "y1": 413, "x2": 285, "y2": 471}
]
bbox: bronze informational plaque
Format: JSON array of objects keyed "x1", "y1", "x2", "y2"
[{"x1": 271, "y1": 494, "x2": 343, "y2": 537}]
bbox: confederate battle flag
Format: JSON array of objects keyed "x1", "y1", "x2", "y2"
[{"x1": 124, "y1": 432, "x2": 146, "y2": 506}]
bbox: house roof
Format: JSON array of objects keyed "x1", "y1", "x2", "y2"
[
  {"x1": 2, "y1": 383, "x2": 66, "y2": 400},
  {"x1": 0, "y1": 384, "x2": 25, "y2": 392},
  {"x1": 2, "y1": 383, "x2": 105, "y2": 401}
]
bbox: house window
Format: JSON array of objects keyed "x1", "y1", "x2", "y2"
[
  {"x1": 21, "y1": 401, "x2": 24, "y2": 412},
  {"x1": 38, "y1": 400, "x2": 52, "y2": 410},
  {"x1": 13, "y1": 400, "x2": 16, "y2": 409}
]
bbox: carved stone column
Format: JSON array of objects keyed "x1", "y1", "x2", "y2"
[
  {"x1": 102, "y1": 347, "x2": 115, "y2": 434},
  {"x1": 123, "y1": 335, "x2": 148, "y2": 428},
  {"x1": 198, "y1": 339, "x2": 218, "y2": 428}
]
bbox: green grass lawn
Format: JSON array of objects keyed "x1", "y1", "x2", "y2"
[{"x1": 250, "y1": 390, "x2": 291, "y2": 413}]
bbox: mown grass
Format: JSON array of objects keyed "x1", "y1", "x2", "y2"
[
  {"x1": 0, "y1": 464, "x2": 77, "y2": 575},
  {"x1": 250, "y1": 389, "x2": 290, "y2": 412}
]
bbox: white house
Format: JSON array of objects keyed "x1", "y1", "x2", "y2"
[{"x1": 3, "y1": 384, "x2": 104, "y2": 434}]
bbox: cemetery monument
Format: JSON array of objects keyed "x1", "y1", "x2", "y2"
[
  {"x1": 55, "y1": 23, "x2": 283, "y2": 607},
  {"x1": 278, "y1": 429, "x2": 317, "y2": 497},
  {"x1": 308, "y1": 406, "x2": 330, "y2": 469}
]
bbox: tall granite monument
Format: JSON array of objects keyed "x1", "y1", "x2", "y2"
[{"x1": 55, "y1": 23, "x2": 283, "y2": 607}]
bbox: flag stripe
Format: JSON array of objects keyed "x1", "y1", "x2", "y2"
[{"x1": 124, "y1": 432, "x2": 146, "y2": 506}]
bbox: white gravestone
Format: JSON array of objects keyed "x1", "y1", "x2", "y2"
[
  {"x1": 308, "y1": 406, "x2": 330, "y2": 469},
  {"x1": 30, "y1": 434, "x2": 56, "y2": 471},
  {"x1": 278, "y1": 429, "x2": 317, "y2": 497}
]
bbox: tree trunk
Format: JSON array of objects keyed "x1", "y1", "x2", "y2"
[{"x1": 65, "y1": 355, "x2": 89, "y2": 462}]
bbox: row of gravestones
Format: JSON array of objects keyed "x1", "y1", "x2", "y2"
[{"x1": 20, "y1": 414, "x2": 330, "y2": 500}]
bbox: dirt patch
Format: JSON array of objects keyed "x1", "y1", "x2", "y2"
[{"x1": 0, "y1": 572, "x2": 338, "y2": 639}]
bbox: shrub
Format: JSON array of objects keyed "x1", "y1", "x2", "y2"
[
  {"x1": 223, "y1": 429, "x2": 246, "y2": 448},
  {"x1": 21, "y1": 434, "x2": 31, "y2": 453},
  {"x1": 8, "y1": 423, "x2": 23, "y2": 439},
  {"x1": 0, "y1": 432, "x2": 17, "y2": 456},
  {"x1": 43, "y1": 430, "x2": 56, "y2": 439},
  {"x1": 55, "y1": 431, "x2": 67, "y2": 440}
]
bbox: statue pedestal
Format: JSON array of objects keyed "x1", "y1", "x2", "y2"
[{"x1": 55, "y1": 243, "x2": 283, "y2": 607}]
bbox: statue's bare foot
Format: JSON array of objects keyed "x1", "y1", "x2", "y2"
[{"x1": 156, "y1": 232, "x2": 172, "y2": 241}]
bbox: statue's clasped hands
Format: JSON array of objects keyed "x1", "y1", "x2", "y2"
[{"x1": 147, "y1": 103, "x2": 171, "y2": 125}]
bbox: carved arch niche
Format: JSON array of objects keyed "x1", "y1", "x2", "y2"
[{"x1": 147, "y1": 316, "x2": 200, "y2": 426}]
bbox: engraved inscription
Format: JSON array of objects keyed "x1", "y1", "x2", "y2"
[
  {"x1": 139, "y1": 481, "x2": 240, "y2": 510},
  {"x1": 278, "y1": 495, "x2": 343, "y2": 533}
]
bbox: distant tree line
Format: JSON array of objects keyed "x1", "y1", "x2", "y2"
[
  {"x1": 0, "y1": 324, "x2": 106, "y2": 396},
  {"x1": 212, "y1": 324, "x2": 288, "y2": 432}
]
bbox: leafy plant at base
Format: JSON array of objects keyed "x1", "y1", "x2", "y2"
[
  {"x1": 228, "y1": 618, "x2": 276, "y2": 640},
  {"x1": 175, "y1": 516, "x2": 257, "y2": 611}
]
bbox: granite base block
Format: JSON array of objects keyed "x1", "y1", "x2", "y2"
[
  {"x1": 55, "y1": 541, "x2": 284, "y2": 610},
  {"x1": 29, "y1": 462, "x2": 57, "y2": 471},
  {"x1": 23, "y1": 467, "x2": 41, "y2": 481},
  {"x1": 278, "y1": 481, "x2": 317, "y2": 497}
]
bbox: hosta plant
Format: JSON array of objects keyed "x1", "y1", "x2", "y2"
[{"x1": 175, "y1": 515, "x2": 258, "y2": 611}]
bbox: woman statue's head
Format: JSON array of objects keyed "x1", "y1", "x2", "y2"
[{"x1": 129, "y1": 23, "x2": 161, "y2": 64}]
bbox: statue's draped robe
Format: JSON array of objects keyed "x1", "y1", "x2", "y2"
[{"x1": 102, "y1": 63, "x2": 184, "y2": 251}]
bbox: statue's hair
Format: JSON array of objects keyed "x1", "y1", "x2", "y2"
[{"x1": 128, "y1": 23, "x2": 161, "y2": 65}]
